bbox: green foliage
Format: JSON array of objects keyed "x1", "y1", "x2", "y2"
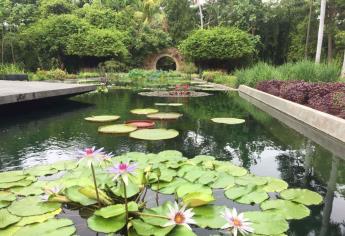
[
  {"x1": 29, "y1": 69, "x2": 76, "y2": 81},
  {"x1": 99, "y1": 60, "x2": 130, "y2": 73},
  {"x1": 336, "y1": 31, "x2": 345, "y2": 49},
  {"x1": 67, "y1": 28, "x2": 129, "y2": 58},
  {"x1": 202, "y1": 70, "x2": 238, "y2": 88},
  {"x1": 235, "y1": 61, "x2": 341, "y2": 87},
  {"x1": 179, "y1": 27, "x2": 258, "y2": 68},
  {"x1": 39, "y1": 0, "x2": 76, "y2": 17},
  {"x1": 0, "y1": 64, "x2": 24, "y2": 74}
]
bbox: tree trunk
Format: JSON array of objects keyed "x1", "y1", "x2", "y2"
[
  {"x1": 327, "y1": 33, "x2": 333, "y2": 63},
  {"x1": 305, "y1": 0, "x2": 313, "y2": 59},
  {"x1": 315, "y1": 0, "x2": 326, "y2": 64},
  {"x1": 341, "y1": 50, "x2": 345, "y2": 79},
  {"x1": 198, "y1": 3, "x2": 204, "y2": 29}
]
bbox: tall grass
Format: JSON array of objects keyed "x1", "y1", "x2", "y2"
[
  {"x1": 0, "y1": 64, "x2": 24, "y2": 74},
  {"x1": 235, "y1": 61, "x2": 341, "y2": 87}
]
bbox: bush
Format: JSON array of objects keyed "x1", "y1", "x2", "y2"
[
  {"x1": 202, "y1": 71, "x2": 226, "y2": 82},
  {"x1": 202, "y1": 70, "x2": 237, "y2": 88},
  {"x1": 236, "y1": 61, "x2": 341, "y2": 87},
  {"x1": 256, "y1": 80, "x2": 345, "y2": 119},
  {"x1": 99, "y1": 60, "x2": 129, "y2": 73},
  {"x1": 30, "y1": 68, "x2": 75, "y2": 81},
  {"x1": 0, "y1": 64, "x2": 24, "y2": 74},
  {"x1": 179, "y1": 27, "x2": 258, "y2": 68}
]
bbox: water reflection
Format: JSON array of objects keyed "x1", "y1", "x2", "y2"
[{"x1": 0, "y1": 90, "x2": 344, "y2": 235}]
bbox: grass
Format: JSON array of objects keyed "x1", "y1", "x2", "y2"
[{"x1": 0, "y1": 64, "x2": 25, "y2": 74}]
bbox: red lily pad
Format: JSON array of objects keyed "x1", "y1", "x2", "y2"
[{"x1": 125, "y1": 120, "x2": 155, "y2": 128}]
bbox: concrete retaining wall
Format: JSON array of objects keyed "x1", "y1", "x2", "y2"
[{"x1": 239, "y1": 85, "x2": 345, "y2": 143}]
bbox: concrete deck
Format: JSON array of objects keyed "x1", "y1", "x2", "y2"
[{"x1": 0, "y1": 80, "x2": 96, "y2": 105}]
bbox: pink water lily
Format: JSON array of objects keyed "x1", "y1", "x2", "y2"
[
  {"x1": 107, "y1": 162, "x2": 137, "y2": 185},
  {"x1": 77, "y1": 146, "x2": 106, "y2": 167},
  {"x1": 221, "y1": 208, "x2": 253, "y2": 236},
  {"x1": 164, "y1": 202, "x2": 196, "y2": 230}
]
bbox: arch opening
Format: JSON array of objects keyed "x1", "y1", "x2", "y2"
[{"x1": 155, "y1": 56, "x2": 177, "y2": 71}]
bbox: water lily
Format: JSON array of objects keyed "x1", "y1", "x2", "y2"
[
  {"x1": 107, "y1": 162, "x2": 137, "y2": 185},
  {"x1": 221, "y1": 208, "x2": 253, "y2": 236},
  {"x1": 77, "y1": 146, "x2": 105, "y2": 167},
  {"x1": 164, "y1": 202, "x2": 196, "y2": 230},
  {"x1": 40, "y1": 186, "x2": 63, "y2": 202}
]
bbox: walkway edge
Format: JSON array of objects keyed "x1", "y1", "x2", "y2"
[{"x1": 239, "y1": 85, "x2": 345, "y2": 143}]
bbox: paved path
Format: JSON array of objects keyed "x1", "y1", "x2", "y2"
[
  {"x1": 191, "y1": 78, "x2": 238, "y2": 91},
  {"x1": 0, "y1": 80, "x2": 96, "y2": 105}
]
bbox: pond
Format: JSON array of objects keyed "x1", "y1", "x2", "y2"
[{"x1": 0, "y1": 90, "x2": 344, "y2": 235}]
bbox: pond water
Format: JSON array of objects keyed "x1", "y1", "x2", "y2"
[{"x1": 0, "y1": 90, "x2": 344, "y2": 235}]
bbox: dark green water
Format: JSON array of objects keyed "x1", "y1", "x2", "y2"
[{"x1": 0, "y1": 90, "x2": 344, "y2": 235}]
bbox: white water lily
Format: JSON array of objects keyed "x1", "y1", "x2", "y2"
[
  {"x1": 221, "y1": 208, "x2": 254, "y2": 236},
  {"x1": 40, "y1": 186, "x2": 63, "y2": 202},
  {"x1": 164, "y1": 202, "x2": 196, "y2": 230}
]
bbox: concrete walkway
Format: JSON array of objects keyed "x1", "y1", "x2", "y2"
[
  {"x1": 191, "y1": 78, "x2": 237, "y2": 91},
  {"x1": 0, "y1": 80, "x2": 96, "y2": 105}
]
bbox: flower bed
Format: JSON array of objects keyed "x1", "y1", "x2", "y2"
[{"x1": 256, "y1": 80, "x2": 345, "y2": 119}]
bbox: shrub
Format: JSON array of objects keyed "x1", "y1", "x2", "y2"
[
  {"x1": 202, "y1": 71, "x2": 226, "y2": 82},
  {"x1": 280, "y1": 81, "x2": 312, "y2": 104},
  {"x1": 0, "y1": 64, "x2": 24, "y2": 74},
  {"x1": 179, "y1": 27, "x2": 258, "y2": 68},
  {"x1": 256, "y1": 80, "x2": 285, "y2": 97},
  {"x1": 236, "y1": 61, "x2": 341, "y2": 87},
  {"x1": 30, "y1": 68, "x2": 72, "y2": 81},
  {"x1": 99, "y1": 60, "x2": 129, "y2": 73}
]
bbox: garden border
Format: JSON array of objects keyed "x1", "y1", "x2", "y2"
[{"x1": 239, "y1": 85, "x2": 345, "y2": 158}]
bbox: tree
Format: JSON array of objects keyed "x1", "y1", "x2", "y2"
[
  {"x1": 38, "y1": 0, "x2": 76, "y2": 17},
  {"x1": 315, "y1": 0, "x2": 326, "y2": 63},
  {"x1": 161, "y1": 0, "x2": 197, "y2": 43},
  {"x1": 335, "y1": 32, "x2": 345, "y2": 78},
  {"x1": 179, "y1": 27, "x2": 258, "y2": 70}
]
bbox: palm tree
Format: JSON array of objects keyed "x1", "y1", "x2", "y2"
[{"x1": 315, "y1": 0, "x2": 326, "y2": 63}]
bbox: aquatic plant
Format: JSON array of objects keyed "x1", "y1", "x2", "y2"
[{"x1": 0, "y1": 150, "x2": 323, "y2": 235}]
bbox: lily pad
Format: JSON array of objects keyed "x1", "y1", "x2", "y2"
[
  {"x1": 182, "y1": 192, "x2": 215, "y2": 207},
  {"x1": 261, "y1": 200, "x2": 310, "y2": 220},
  {"x1": 211, "y1": 118, "x2": 245, "y2": 125},
  {"x1": 154, "y1": 103, "x2": 183, "y2": 107},
  {"x1": 215, "y1": 163, "x2": 247, "y2": 177},
  {"x1": 126, "y1": 120, "x2": 155, "y2": 128},
  {"x1": 210, "y1": 173, "x2": 235, "y2": 189},
  {"x1": 0, "y1": 191, "x2": 16, "y2": 201},
  {"x1": 280, "y1": 188, "x2": 323, "y2": 206},
  {"x1": 87, "y1": 214, "x2": 126, "y2": 233},
  {"x1": 65, "y1": 186, "x2": 98, "y2": 206},
  {"x1": 8, "y1": 196, "x2": 61, "y2": 217},
  {"x1": 0, "y1": 179, "x2": 33, "y2": 189},
  {"x1": 236, "y1": 190, "x2": 269, "y2": 204},
  {"x1": 25, "y1": 165, "x2": 58, "y2": 177},
  {"x1": 225, "y1": 184, "x2": 256, "y2": 200},
  {"x1": 193, "y1": 205, "x2": 227, "y2": 229},
  {"x1": 244, "y1": 211, "x2": 288, "y2": 235},
  {"x1": 16, "y1": 209, "x2": 62, "y2": 226},
  {"x1": 0, "y1": 209, "x2": 20, "y2": 229},
  {"x1": 94, "y1": 202, "x2": 138, "y2": 218},
  {"x1": 131, "y1": 219, "x2": 174, "y2": 236},
  {"x1": 0, "y1": 201, "x2": 10, "y2": 209},
  {"x1": 147, "y1": 112, "x2": 183, "y2": 120},
  {"x1": 14, "y1": 218, "x2": 76, "y2": 236},
  {"x1": 235, "y1": 175, "x2": 268, "y2": 186},
  {"x1": 11, "y1": 185, "x2": 44, "y2": 196},
  {"x1": 84, "y1": 115, "x2": 120, "y2": 122},
  {"x1": 98, "y1": 124, "x2": 137, "y2": 134},
  {"x1": 177, "y1": 183, "x2": 212, "y2": 198},
  {"x1": 0, "y1": 175, "x2": 27, "y2": 184},
  {"x1": 262, "y1": 178, "x2": 288, "y2": 193},
  {"x1": 131, "y1": 108, "x2": 159, "y2": 115},
  {"x1": 130, "y1": 129, "x2": 179, "y2": 140}
]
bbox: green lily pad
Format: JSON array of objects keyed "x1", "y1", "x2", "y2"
[
  {"x1": 16, "y1": 209, "x2": 62, "y2": 226},
  {"x1": 131, "y1": 108, "x2": 159, "y2": 115},
  {"x1": 98, "y1": 124, "x2": 137, "y2": 134},
  {"x1": 183, "y1": 167, "x2": 204, "y2": 182},
  {"x1": 210, "y1": 173, "x2": 235, "y2": 189},
  {"x1": 84, "y1": 115, "x2": 120, "y2": 122},
  {"x1": 244, "y1": 211, "x2": 289, "y2": 235},
  {"x1": 141, "y1": 202, "x2": 171, "y2": 227},
  {"x1": 262, "y1": 178, "x2": 288, "y2": 192},
  {"x1": 177, "y1": 183, "x2": 212, "y2": 198},
  {"x1": 8, "y1": 196, "x2": 61, "y2": 217},
  {"x1": 94, "y1": 202, "x2": 138, "y2": 218},
  {"x1": 25, "y1": 165, "x2": 58, "y2": 177},
  {"x1": 130, "y1": 129, "x2": 179, "y2": 140},
  {"x1": 131, "y1": 219, "x2": 174, "y2": 236},
  {"x1": 0, "y1": 175, "x2": 27, "y2": 184},
  {"x1": 225, "y1": 185, "x2": 256, "y2": 200},
  {"x1": 88, "y1": 214, "x2": 126, "y2": 233},
  {"x1": 65, "y1": 186, "x2": 97, "y2": 206},
  {"x1": 182, "y1": 192, "x2": 215, "y2": 207},
  {"x1": 0, "y1": 209, "x2": 21, "y2": 229},
  {"x1": 0, "y1": 179, "x2": 33, "y2": 189},
  {"x1": 153, "y1": 178, "x2": 188, "y2": 194},
  {"x1": 11, "y1": 185, "x2": 44, "y2": 196},
  {"x1": 49, "y1": 160, "x2": 78, "y2": 171},
  {"x1": 211, "y1": 118, "x2": 245, "y2": 125},
  {"x1": 0, "y1": 201, "x2": 10, "y2": 209},
  {"x1": 236, "y1": 190, "x2": 269, "y2": 204},
  {"x1": 0, "y1": 191, "x2": 16, "y2": 201},
  {"x1": 193, "y1": 205, "x2": 227, "y2": 229},
  {"x1": 168, "y1": 225, "x2": 196, "y2": 236},
  {"x1": 215, "y1": 163, "x2": 247, "y2": 176},
  {"x1": 197, "y1": 172, "x2": 217, "y2": 185},
  {"x1": 14, "y1": 218, "x2": 76, "y2": 236},
  {"x1": 261, "y1": 200, "x2": 310, "y2": 220},
  {"x1": 147, "y1": 112, "x2": 183, "y2": 120},
  {"x1": 190, "y1": 155, "x2": 215, "y2": 164},
  {"x1": 235, "y1": 175, "x2": 268, "y2": 186},
  {"x1": 280, "y1": 188, "x2": 323, "y2": 206}
]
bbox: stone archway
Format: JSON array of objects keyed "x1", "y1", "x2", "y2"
[{"x1": 144, "y1": 48, "x2": 185, "y2": 71}]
